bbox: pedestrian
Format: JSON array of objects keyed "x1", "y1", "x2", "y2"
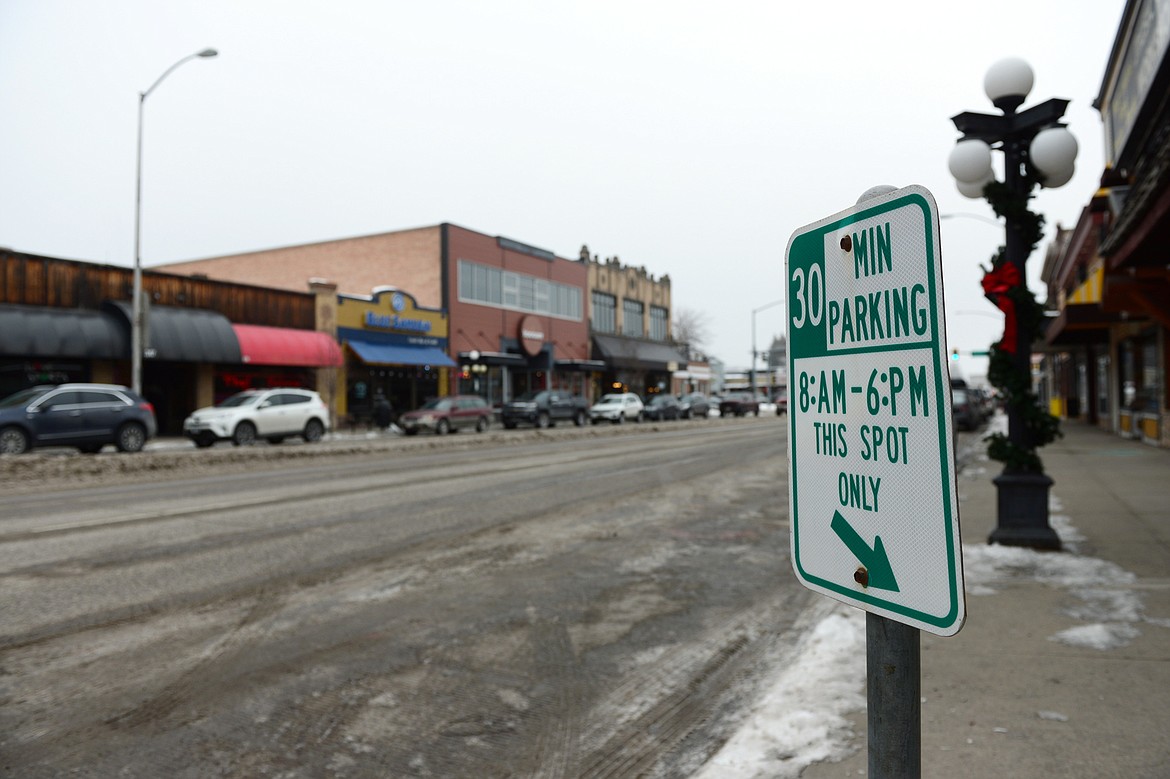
[{"x1": 373, "y1": 390, "x2": 393, "y2": 431}]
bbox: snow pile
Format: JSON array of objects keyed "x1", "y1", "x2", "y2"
[
  {"x1": 693, "y1": 605, "x2": 865, "y2": 779},
  {"x1": 961, "y1": 530, "x2": 1149, "y2": 650}
]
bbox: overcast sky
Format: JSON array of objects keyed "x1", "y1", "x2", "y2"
[{"x1": 0, "y1": 0, "x2": 1126, "y2": 378}]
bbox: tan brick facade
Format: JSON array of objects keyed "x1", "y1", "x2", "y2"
[{"x1": 159, "y1": 226, "x2": 444, "y2": 306}]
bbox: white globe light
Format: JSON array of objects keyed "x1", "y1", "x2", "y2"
[
  {"x1": 1030, "y1": 126, "x2": 1078, "y2": 175},
  {"x1": 948, "y1": 140, "x2": 994, "y2": 183},
  {"x1": 956, "y1": 174, "x2": 994, "y2": 199},
  {"x1": 1040, "y1": 164, "x2": 1075, "y2": 189},
  {"x1": 984, "y1": 57, "x2": 1034, "y2": 103}
]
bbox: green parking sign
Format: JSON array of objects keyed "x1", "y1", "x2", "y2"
[{"x1": 786, "y1": 185, "x2": 965, "y2": 637}]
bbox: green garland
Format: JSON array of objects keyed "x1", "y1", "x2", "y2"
[{"x1": 980, "y1": 179, "x2": 1062, "y2": 473}]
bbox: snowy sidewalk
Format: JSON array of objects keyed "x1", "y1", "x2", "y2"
[{"x1": 703, "y1": 417, "x2": 1170, "y2": 778}]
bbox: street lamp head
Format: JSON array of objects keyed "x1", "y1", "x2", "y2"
[
  {"x1": 984, "y1": 57, "x2": 1033, "y2": 113},
  {"x1": 1030, "y1": 125, "x2": 1078, "y2": 187},
  {"x1": 948, "y1": 139, "x2": 994, "y2": 184},
  {"x1": 198, "y1": 48, "x2": 218, "y2": 58},
  {"x1": 955, "y1": 174, "x2": 994, "y2": 199}
]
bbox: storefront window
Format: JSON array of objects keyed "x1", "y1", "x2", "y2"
[
  {"x1": 592, "y1": 292, "x2": 616, "y2": 334},
  {"x1": 1096, "y1": 354, "x2": 1110, "y2": 417},
  {"x1": 0, "y1": 361, "x2": 86, "y2": 399},
  {"x1": 1142, "y1": 337, "x2": 1161, "y2": 413},
  {"x1": 650, "y1": 306, "x2": 669, "y2": 341},
  {"x1": 623, "y1": 300, "x2": 644, "y2": 337}
]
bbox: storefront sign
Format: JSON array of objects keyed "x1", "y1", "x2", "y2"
[
  {"x1": 519, "y1": 315, "x2": 545, "y2": 356},
  {"x1": 364, "y1": 310, "x2": 432, "y2": 333}
]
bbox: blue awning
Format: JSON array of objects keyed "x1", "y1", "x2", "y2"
[{"x1": 346, "y1": 338, "x2": 457, "y2": 368}]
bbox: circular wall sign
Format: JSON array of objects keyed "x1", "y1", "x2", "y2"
[{"x1": 518, "y1": 315, "x2": 545, "y2": 357}]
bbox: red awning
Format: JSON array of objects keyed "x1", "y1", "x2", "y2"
[{"x1": 232, "y1": 324, "x2": 343, "y2": 367}]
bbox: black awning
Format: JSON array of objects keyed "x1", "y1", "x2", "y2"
[
  {"x1": 104, "y1": 301, "x2": 241, "y2": 364},
  {"x1": 0, "y1": 304, "x2": 126, "y2": 358},
  {"x1": 1044, "y1": 303, "x2": 1124, "y2": 347},
  {"x1": 555, "y1": 358, "x2": 607, "y2": 372},
  {"x1": 592, "y1": 334, "x2": 687, "y2": 371},
  {"x1": 457, "y1": 350, "x2": 529, "y2": 367}
]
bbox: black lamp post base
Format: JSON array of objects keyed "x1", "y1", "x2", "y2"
[{"x1": 989, "y1": 471, "x2": 1061, "y2": 550}]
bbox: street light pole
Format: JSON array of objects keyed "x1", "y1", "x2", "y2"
[
  {"x1": 132, "y1": 48, "x2": 218, "y2": 395},
  {"x1": 948, "y1": 58, "x2": 1077, "y2": 550},
  {"x1": 750, "y1": 299, "x2": 784, "y2": 397}
]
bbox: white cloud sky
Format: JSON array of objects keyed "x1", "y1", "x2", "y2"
[{"x1": 0, "y1": 0, "x2": 1126, "y2": 373}]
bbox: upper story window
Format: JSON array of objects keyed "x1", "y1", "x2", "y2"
[
  {"x1": 649, "y1": 306, "x2": 669, "y2": 341},
  {"x1": 623, "y1": 299, "x2": 644, "y2": 338},
  {"x1": 592, "y1": 291, "x2": 616, "y2": 334},
  {"x1": 458, "y1": 259, "x2": 582, "y2": 321}
]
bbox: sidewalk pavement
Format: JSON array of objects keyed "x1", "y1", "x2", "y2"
[{"x1": 800, "y1": 421, "x2": 1170, "y2": 778}]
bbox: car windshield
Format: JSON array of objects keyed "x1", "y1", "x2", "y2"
[
  {"x1": 0, "y1": 387, "x2": 50, "y2": 408},
  {"x1": 598, "y1": 394, "x2": 624, "y2": 404},
  {"x1": 513, "y1": 391, "x2": 545, "y2": 402},
  {"x1": 217, "y1": 392, "x2": 263, "y2": 408},
  {"x1": 419, "y1": 398, "x2": 452, "y2": 411}
]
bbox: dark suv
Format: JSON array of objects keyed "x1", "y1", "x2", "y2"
[
  {"x1": 0, "y1": 383, "x2": 158, "y2": 454},
  {"x1": 500, "y1": 390, "x2": 589, "y2": 429}
]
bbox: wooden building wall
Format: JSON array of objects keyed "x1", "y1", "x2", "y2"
[{"x1": 0, "y1": 251, "x2": 316, "y2": 329}]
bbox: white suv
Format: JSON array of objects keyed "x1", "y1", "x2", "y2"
[
  {"x1": 589, "y1": 393, "x2": 644, "y2": 424},
  {"x1": 183, "y1": 388, "x2": 330, "y2": 447}
]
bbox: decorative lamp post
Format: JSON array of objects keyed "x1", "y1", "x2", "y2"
[
  {"x1": 948, "y1": 57, "x2": 1078, "y2": 550},
  {"x1": 132, "y1": 48, "x2": 218, "y2": 395}
]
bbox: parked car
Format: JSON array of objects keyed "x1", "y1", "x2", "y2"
[
  {"x1": 589, "y1": 393, "x2": 644, "y2": 424},
  {"x1": 677, "y1": 392, "x2": 710, "y2": 419},
  {"x1": 183, "y1": 387, "x2": 330, "y2": 447},
  {"x1": 772, "y1": 389, "x2": 789, "y2": 415},
  {"x1": 0, "y1": 383, "x2": 157, "y2": 455},
  {"x1": 500, "y1": 390, "x2": 588, "y2": 429},
  {"x1": 951, "y1": 387, "x2": 981, "y2": 432},
  {"x1": 719, "y1": 392, "x2": 761, "y2": 417},
  {"x1": 400, "y1": 395, "x2": 491, "y2": 435},
  {"x1": 643, "y1": 394, "x2": 682, "y2": 421}
]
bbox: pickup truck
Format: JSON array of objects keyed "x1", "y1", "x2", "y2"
[
  {"x1": 718, "y1": 392, "x2": 761, "y2": 417},
  {"x1": 500, "y1": 390, "x2": 589, "y2": 429}
]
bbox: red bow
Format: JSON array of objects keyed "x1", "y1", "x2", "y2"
[{"x1": 981, "y1": 263, "x2": 1021, "y2": 354}]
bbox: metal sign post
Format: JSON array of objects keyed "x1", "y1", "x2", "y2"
[{"x1": 786, "y1": 185, "x2": 965, "y2": 777}]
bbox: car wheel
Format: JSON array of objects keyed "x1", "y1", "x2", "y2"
[
  {"x1": 194, "y1": 433, "x2": 216, "y2": 448},
  {"x1": 536, "y1": 412, "x2": 550, "y2": 429},
  {"x1": 436, "y1": 418, "x2": 450, "y2": 435},
  {"x1": 267, "y1": 436, "x2": 285, "y2": 445},
  {"x1": 0, "y1": 426, "x2": 31, "y2": 455},
  {"x1": 78, "y1": 444, "x2": 103, "y2": 454},
  {"x1": 615, "y1": 413, "x2": 624, "y2": 425},
  {"x1": 574, "y1": 410, "x2": 586, "y2": 427},
  {"x1": 476, "y1": 416, "x2": 488, "y2": 433},
  {"x1": 115, "y1": 422, "x2": 147, "y2": 453},
  {"x1": 404, "y1": 429, "x2": 419, "y2": 436},
  {"x1": 503, "y1": 420, "x2": 517, "y2": 430},
  {"x1": 232, "y1": 421, "x2": 258, "y2": 446},
  {"x1": 636, "y1": 411, "x2": 644, "y2": 423},
  {"x1": 303, "y1": 419, "x2": 325, "y2": 443}
]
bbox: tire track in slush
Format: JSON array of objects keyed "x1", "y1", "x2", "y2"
[{"x1": 567, "y1": 587, "x2": 815, "y2": 778}]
